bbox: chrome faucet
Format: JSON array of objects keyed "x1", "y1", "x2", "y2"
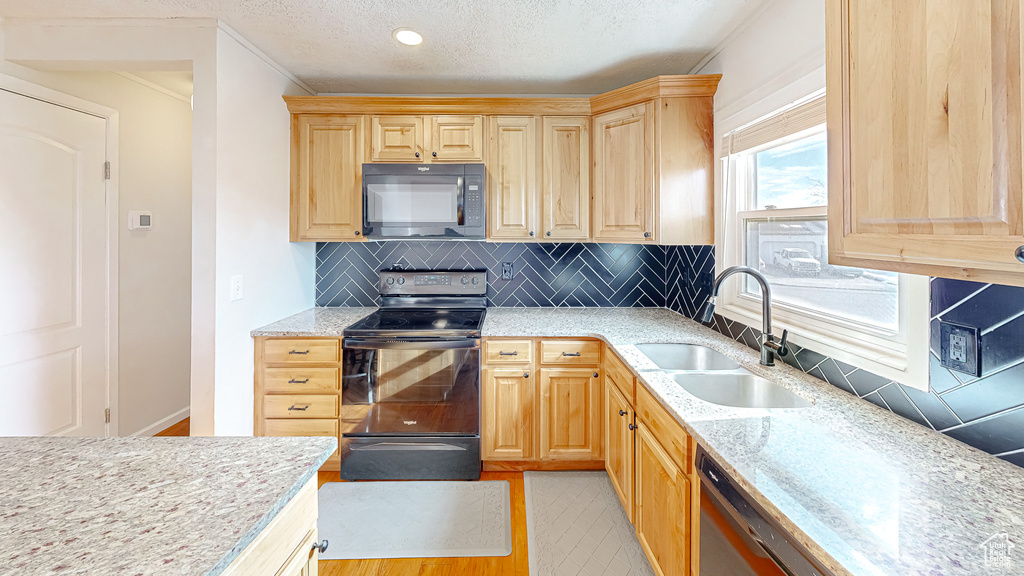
[{"x1": 698, "y1": 266, "x2": 789, "y2": 366}]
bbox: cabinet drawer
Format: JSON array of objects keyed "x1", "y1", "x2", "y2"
[
  {"x1": 636, "y1": 384, "x2": 690, "y2": 472},
  {"x1": 605, "y1": 351, "x2": 635, "y2": 405},
  {"x1": 264, "y1": 339, "x2": 340, "y2": 364},
  {"x1": 264, "y1": 418, "x2": 339, "y2": 439},
  {"x1": 264, "y1": 395, "x2": 339, "y2": 419},
  {"x1": 540, "y1": 340, "x2": 601, "y2": 365},
  {"x1": 264, "y1": 367, "x2": 339, "y2": 393},
  {"x1": 484, "y1": 340, "x2": 533, "y2": 364}
]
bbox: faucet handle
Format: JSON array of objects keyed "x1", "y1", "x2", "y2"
[{"x1": 777, "y1": 329, "x2": 790, "y2": 357}]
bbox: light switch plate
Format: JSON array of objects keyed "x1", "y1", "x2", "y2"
[
  {"x1": 939, "y1": 321, "x2": 981, "y2": 377},
  {"x1": 230, "y1": 275, "x2": 244, "y2": 301}
]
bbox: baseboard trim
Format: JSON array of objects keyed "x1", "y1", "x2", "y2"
[
  {"x1": 483, "y1": 460, "x2": 605, "y2": 472},
  {"x1": 130, "y1": 407, "x2": 191, "y2": 437}
]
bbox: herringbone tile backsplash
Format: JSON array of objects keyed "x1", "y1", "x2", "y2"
[{"x1": 316, "y1": 241, "x2": 667, "y2": 307}]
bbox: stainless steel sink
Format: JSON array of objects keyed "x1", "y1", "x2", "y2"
[
  {"x1": 672, "y1": 373, "x2": 812, "y2": 409},
  {"x1": 636, "y1": 343, "x2": 740, "y2": 371}
]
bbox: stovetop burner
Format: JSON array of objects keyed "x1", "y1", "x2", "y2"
[{"x1": 344, "y1": 307, "x2": 485, "y2": 339}]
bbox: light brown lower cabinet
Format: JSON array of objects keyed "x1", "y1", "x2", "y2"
[
  {"x1": 636, "y1": 421, "x2": 691, "y2": 576},
  {"x1": 539, "y1": 368, "x2": 602, "y2": 460},
  {"x1": 605, "y1": 380, "x2": 635, "y2": 522},
  {"x1": 482, "y1": 367, "x2": 535, "y2": 460}
]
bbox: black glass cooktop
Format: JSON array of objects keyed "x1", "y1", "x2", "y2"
[{"x1": 344, "y1": 308, "x2": 485, "y2": 338}]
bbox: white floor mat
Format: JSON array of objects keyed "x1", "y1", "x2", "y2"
[
  {"x1": 524, "y1": 471, "x2": 655, "y2": 576},
  {"x1": 317, "y1": 481, "x2": 513, "y2": 560}
]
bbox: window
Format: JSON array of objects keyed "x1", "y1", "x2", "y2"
[{"x1": 718, "y1": 93, "x2": 929, "y2": 390}]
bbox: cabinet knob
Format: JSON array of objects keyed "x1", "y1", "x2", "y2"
[
  {"x1": 313, "y1": 539, "x2": 329, "y2": 553},
  {"x1": 644, "y1": 232, "x2": 651, "y2": 238},
  {"x1": 432, "y1": 151, "x2": 438, "y2": 157},
  {"x1": 415, "y1": 152, "x2": 420, "y2": 158},
  {"x1": 546, "y1": 231, "x2": 551, "y2": 236},
  {"x1": 593, "y1": 372, "x2": 599, "y2": 378},
  {"x1": 523, "y1": 372, "x2": 529, "y2": 378},
  {"x1": 618, "y1": 409, "x2": 627, "y2": 416},
  {"x1": 628, "y1": 423, "x2": 637, "y2": 431},
  {"x1": 355, "y1": 231, "x2": 361, "y2": 236},
  {"x1": 529, "y1": 231, "x2": 535, "y2": 237},
  {"x1": 1016, "y1": 245, "x2": 1024, "y2": 263}
]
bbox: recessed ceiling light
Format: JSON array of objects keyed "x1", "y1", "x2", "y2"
[{"x1": 393, "y1": 28, "x2": 423, "y2": 46}]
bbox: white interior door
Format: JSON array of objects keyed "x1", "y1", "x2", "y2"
[{"x1": 0, "y1": 88, "x2": 109, "y2": 436}]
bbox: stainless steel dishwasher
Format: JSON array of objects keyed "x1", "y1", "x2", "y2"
[{"x1": 696, "y1": 445, "x2": 834, "y2": 576}]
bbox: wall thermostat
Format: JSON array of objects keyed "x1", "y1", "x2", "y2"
[{"x1": 128, "y1": 211, "x2": 152, "y2": 231}]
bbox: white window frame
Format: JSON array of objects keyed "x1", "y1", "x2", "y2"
[{"x1": 716, "y1": 93, "x2": 930, "y2": 391}]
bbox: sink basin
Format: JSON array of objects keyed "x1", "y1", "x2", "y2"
[
  {"x1": 672, "y1": 373, "x2": 812, "y2": 409},
  {"x1": 636, "y1": 343, "x2": 740, "y2": 371}
]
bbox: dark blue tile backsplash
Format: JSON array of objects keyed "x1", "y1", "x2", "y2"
[
  {"x1": 316, "y1": 241, "x2": 666, "y2": 307},
  {"x1": 315, "y1": 241, "x2": 1024, "y2": 468}
]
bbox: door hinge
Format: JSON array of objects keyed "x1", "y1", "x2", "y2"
[
  {"x1": 104, "y1": 161, "x2": 111, "y2": 180},
  {"x1": 105, "y1": 408, "x2": 111, "y2": 423}
]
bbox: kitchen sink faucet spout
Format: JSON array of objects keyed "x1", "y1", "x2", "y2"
[{"x1": 699, "y1": 266, "x2": 789, "y2": 366}]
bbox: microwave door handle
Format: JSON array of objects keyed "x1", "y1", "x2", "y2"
[{"x1": 457, "y1": 176, "x2": 465, "y2": 226}]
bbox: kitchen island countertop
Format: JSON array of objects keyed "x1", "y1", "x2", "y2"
[{"x1": 0, "y1": 436, "x2": 336, "y2": 575}]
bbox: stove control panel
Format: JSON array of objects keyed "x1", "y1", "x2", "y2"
[{"x1": 379, "y1": 270, "x2": 487, "y2": 296}]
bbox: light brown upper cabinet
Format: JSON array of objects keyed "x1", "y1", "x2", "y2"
[
  {"x1": 827, "y1": 0, "x2": 1024, "y2": 286},
  {"x1": 591, "y1": 76, "x2": 719, "y2": 245},
  {"x1": 542, "y1": 117, "x2": 590, "y2": 240},
  {"x1": 290, "y1": 115, "x2": 366, "y2": 242},
  {"x1": 487, "y1": 116, "x2": 590, "y2": 241},
  {"x1": 370, "y1": 114, "x2": 483, "y2": 162},
  {"x1": 488, "y1": 116, "x2": 538, "y2": 240},
  {"x1": 370, "y1": 115, "x2": 424, "y2": 161},
  {"x1": 593, "y1": 103, "x2": 654, "y2": 242}
]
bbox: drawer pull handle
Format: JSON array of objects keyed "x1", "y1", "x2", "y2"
[
  {"x1": 289, "y1": 350, "x2": 310, "y2": 355},
  {"x1": 628, "y1": 423, "x2": 637, "y2": 431},
  {"x1": 619, "y1": 410, "x2": 627, "y2": 416},
  {"x1": 498, "y1": 351, "x2": 518, "y2": 356},
  {"x1": 313, "y1": 539, "x2": 329, "y2": 553},
  {"x1": 562, "y1": 352, "x2": 582, "y2": 357},
  {"x1": 288, "y1": 404, "x2": 310, "y2": 412},
  {"x1": 288, "y1": 378, "x2": 310, "y2": 384}
]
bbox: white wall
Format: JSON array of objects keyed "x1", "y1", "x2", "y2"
[
  {"x1": 212, "y1": 29, "x2": 314, "y2": 435},
  {"x1": 0, "y1": 64, "x2": 194, "y2": 435}
]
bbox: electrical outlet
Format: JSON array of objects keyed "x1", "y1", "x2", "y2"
[
  {"x1": 501, "y1": 262, "x2": 514, "y2": 280},
  {"x1": 230, "y1": 275, "x2": 244, "y2": 301},
  {"x1": 939, "y1": 321, "x2": 981, "y2": 377}
]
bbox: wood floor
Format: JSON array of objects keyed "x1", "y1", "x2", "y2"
[
  {"x1": 316, "y1": 470, "x2": 530, "y2": 576},
  {"x1": 155, "y1": 417, "x2": 190, "y2": 437}
]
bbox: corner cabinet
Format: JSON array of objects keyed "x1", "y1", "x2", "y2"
[
  {"x1": 290, "y1": 115, "x2": 366, "y2": 242},
  {"x1": 591, "y1": 76, "x2": 719, "y2": 244},
  {"x1": 826, "y1": 0, "x2": 1024, "y2": 286}
]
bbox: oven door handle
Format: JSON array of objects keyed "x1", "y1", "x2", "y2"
[
  {"x1": 344, "y1": 338, "x2": 480, "y2": 351},
  {"x1": 456, "y1": 176, "x2": 465, "y2": 226}
]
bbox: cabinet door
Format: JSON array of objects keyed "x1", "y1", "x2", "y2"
[
  {"x1": 539, "y1": 368, "x2": 601, "y2": 460},
  {"x1": 542, "y1": 116, "x2": 590, "y2": 240},
  {"x1": 292, "y1": 115, "x2": 365, "y2": 241},
  {"x1": 635, "y1": 421, "x2": 689, "y2": 576},
  {"x1": 482, "y1": 367, "x2": 534, "y2": 460},
  {"x1": 487, "y1": 116, "x2": 538, "y2": 240},
  {"x1": 827, "y1": 0, "x2": 1024, "y2": 285},
  {"x1": 371, "y1": 115, "x2": 424, "y2": 161},
  {"x1": 430, "y1": 115, "x2": 484, "y2": 161},
  {"x1": 277, "y1": 529, "x2": 319, "y2": 576},
  {"x1": 605, "y1": 380, "x2": 634, "y2": 522},
  {"x1": 592, "y1": 102, "x2": 655, "y2": 242}
]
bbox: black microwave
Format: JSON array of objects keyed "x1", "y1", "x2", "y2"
[{"x1": 362, "y1": 163, "x2": 486, "y2": 240}]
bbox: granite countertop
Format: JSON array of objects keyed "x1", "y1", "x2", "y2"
[
  {"x1": 0, "y1": 436, "x2": 336, "y2": 576},
  {"x1": 251, "y1": 307, "x2": 376, "y2": 337},
  {"x1": 250, "y1": 306, "x2": 1024, "y2": 575}
]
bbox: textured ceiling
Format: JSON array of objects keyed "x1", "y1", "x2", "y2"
[{"x1": 0, "y1": 0, "x2": 760, "y2": 94}]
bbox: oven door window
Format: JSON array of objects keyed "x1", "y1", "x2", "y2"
[
  {"x1": 342, "y1": 345, "x2": 479, "y2": 437},
  {"x1": 364, "y1": 175, "x2": 463, "y2": 230}
]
